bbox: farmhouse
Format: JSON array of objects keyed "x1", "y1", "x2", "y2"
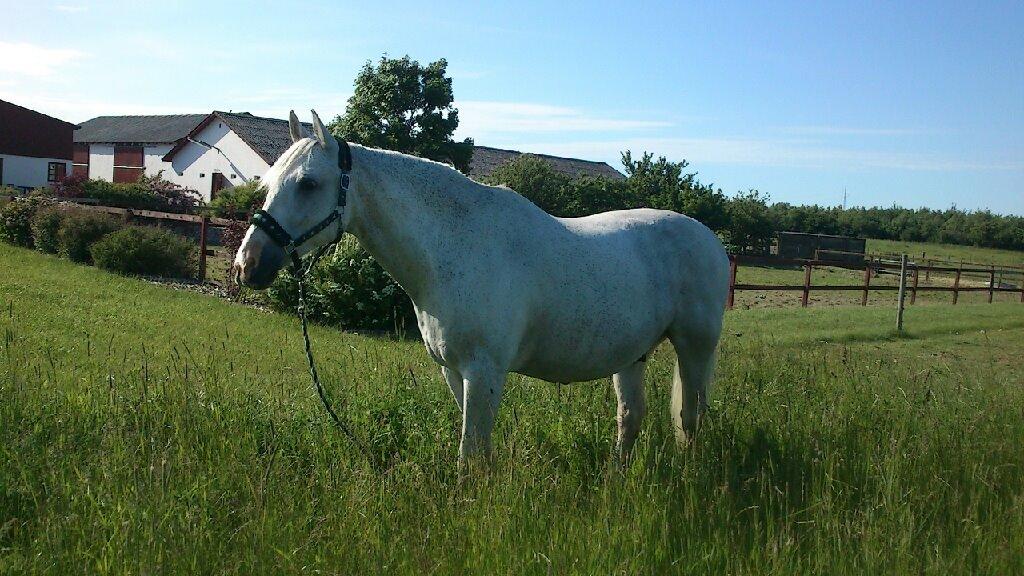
[
  {"x1": 74, "y1": 112, "x2": 281, "y2": 201},
  {"x1": 0, "y1": 99, "x2": 77, "y2": 190},
  {"x1": 75, "y1": 111, "x2": 624, "y2": 202}
]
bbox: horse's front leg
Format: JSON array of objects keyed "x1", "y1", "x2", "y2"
[
  {"x1": 458, "y1": 359, "x2": 506, "y2": 463},
  {"x1": 441, "y1": 366, "x2": 464, "y2": 412}
]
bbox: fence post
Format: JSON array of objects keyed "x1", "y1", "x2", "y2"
[
  {"x1": 953, "y1": 266, "x2": 962, "y2": 305},
  {"x1": 198, "y1": 215, "x2": 209, "y2": 282},
  {"x1": 861, "y1": 263, "x2": 871, "y2": 306},
  {"x1": 925, "y1": 259, "x2": 931, "y2": 281},
  {"x1": 801, "y1": 263, "x2": 812, "y2": 307},
  {"x1": 988, "y1": 265, "x2": 995, "y2": 303},
  {"x1": 896, "y1": 254, "x2": 908, "y2": 332},
  {"x1": 727, "y1": 256, "x2": 737, "y2": 310},
  {"x1": 910, "y1": 265, "x2": 919, "y2": 305}
]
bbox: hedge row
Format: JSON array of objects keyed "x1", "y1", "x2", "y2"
[{"x1": 0, "y1": 198, "x2": 197, "y2": 278}]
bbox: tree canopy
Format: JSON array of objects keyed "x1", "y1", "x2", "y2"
[{"x1": 329, "y1": 55, "x2": 474, "y2": 173}]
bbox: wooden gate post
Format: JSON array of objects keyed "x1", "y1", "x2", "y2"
[
  {"x1": 952, "y1": 266, "x2": 962, "y2": 305},
  {"x1": 801, "y1": 263, "x2": 812, "y2": 307},
  {"x1": 861, "y1": 263, "x2": 871, "y2": 306},
  {"x1": 896, "y1": 254, "x2": 908, "y2": 332},
  {"x1": 910, "y1": 265, "x2": 919, "y2": 305},
  {"x1": 988, "y1": 265, "x2": 996, "y2": 303},
  {"x1": 925, "y1": 259, "x2": 931, "y2": 281},
  {"x1": 726, "y1": 256, "x2": 738, "y2": 310},
  {"x1": 198, "y1": 215, "x2": 209, "y2": 282}
]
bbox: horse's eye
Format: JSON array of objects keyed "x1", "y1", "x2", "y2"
[{"x1": 297, "y1": 177, "x2": 318, "y2": 191}]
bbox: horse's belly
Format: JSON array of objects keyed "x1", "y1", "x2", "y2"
[{"x1": 511, "y1": 313, "x2": 668, "y2": 382}]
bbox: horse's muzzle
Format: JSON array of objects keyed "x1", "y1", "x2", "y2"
[{"x1": 235, "y1": 237, "x2": 286, "y2": 289}]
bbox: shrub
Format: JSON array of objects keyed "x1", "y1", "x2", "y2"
[
  {"x1": 57, "y1": 211, "x2": 122, "y2": 263},
  {"x1": 207, "y1": 182, "x2": 266, "y2": 219},
  {"x1": 267, "y1": 237, "x2": 416, "y2": 334},
  {"x1": 91, "y1": 226, "x2": 198, "y2": 278},
  {"x1": 55, "y1": 172, "x2": 203, "y2": 214},
  {"x1": 31, "y1": 205, "x2": 66, "y2": 253},
  {"x1": 0, "y1": 197, "x2": 43, "y2": 247}
]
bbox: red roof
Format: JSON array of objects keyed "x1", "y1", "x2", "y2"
[{"x1": 0, "y1": 100, "x2": 77, "y2": 160}]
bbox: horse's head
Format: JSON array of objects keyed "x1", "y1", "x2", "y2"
[{"x1": 234, "y1": 110, "x2": 350, "y2": 289}]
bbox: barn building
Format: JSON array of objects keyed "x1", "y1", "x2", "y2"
[
  {"x1": 0, "y1": 99, "x2": 77, "y2": 190},
  {"x1": 469, "y1": 146, "x2": 625, "y2": 181},
  {"x1": 75, "y1": 111, "x2": 624, "y2": 202},
  {"x1": 777, "y1": 231, "x2": 867, "y2": 263}
]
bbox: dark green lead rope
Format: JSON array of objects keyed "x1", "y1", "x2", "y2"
[{"x1": 293, "y1": 251, "x2": 382, "y2": 470}]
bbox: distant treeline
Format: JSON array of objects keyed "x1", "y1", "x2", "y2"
[{"x1": 486, "y1": 152, "x2": 1024, "y2": 253}]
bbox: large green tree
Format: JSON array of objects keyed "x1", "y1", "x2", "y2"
[
  {"x1": 621, "y1": 151, "x2": 728, "y2": 231},
  {"x1": 330, "y1": 55, "x2": 474, "y2": 173}
]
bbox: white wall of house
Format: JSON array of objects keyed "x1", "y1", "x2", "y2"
[
  {"x1": 167, "y1": 120, "x2": 269, "y2": 201},
  {"x1": 87, "y1": 144, "x2": 115, "y2": 180},
  {"x1": 144, "y1": 144, "x2": 174, "y2": 177},
  {"x1": 0, "y1": 154, "x2": 70, "y2": 189}
]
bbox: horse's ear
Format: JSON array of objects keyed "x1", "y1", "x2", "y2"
[
  {"x1": 288, "y1": 110, "x2": 303, "y2": 143},
  {"x1": 310, "y1": 109, "x2": 332, "y2": 150}
]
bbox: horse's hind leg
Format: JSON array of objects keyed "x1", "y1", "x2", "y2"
[
  {"x1": 613, "y1": 360, "x2": 647, "y2": 463},
  {"x1": 669, "y1": 316, "x2": 722, "y2": 445}
]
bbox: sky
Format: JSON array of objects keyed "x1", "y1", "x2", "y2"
[{"x1": 2, "y1": 0, "x2": 1022, "y2": 215}]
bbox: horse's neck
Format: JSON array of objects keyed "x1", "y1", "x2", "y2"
[{"x1": 345, "y1": 147, "x2": 458, "y2": 300}]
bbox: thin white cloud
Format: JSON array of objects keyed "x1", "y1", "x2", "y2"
[
  {"x1": 0, "y1": 42, "x2": 86, "y2": 77},
  {"x1": 454, "y1": 100, "x2": 671, "y2": 136},
  {"x1": 53, "y1": 4, "x2": 87, "y2": 12},
  {"x1": 511, "y1": 137, "x2": 1024, "y2": 173},
  {"x1": 779, "y1": 125, "x2": 935, "y2": 136}
]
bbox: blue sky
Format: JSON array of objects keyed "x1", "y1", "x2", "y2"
[{"x1": 3, "y1": 0, "x2": 1022, "y2": 214}]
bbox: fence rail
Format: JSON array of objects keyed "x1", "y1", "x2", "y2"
[{"x1": 727, "y1": 254, "x2": 1024, "y2": 309}]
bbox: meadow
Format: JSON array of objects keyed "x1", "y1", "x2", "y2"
[{"x1": 2, "y1": 242, "x2": 1024, "y2": 574}]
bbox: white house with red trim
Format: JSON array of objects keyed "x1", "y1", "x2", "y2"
[
  {"x1": 74, "y1": 112, "x2": 278, "y2": 201},
  {"x1": 74, "y1": 111, "x2": 623, "y2": 202},
  {"x1": 0, "y1": 99, "x2": 76, "y2": 190}
]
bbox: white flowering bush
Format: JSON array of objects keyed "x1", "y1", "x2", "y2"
[{"x1": 267, "y1": 236, "x2": 417, "y2": 334}]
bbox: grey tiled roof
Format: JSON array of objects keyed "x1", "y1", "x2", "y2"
[
  {"x1": 76, "y1": 111, "x2": 625, "y2": 182},
  {"x1": 469, "y1": 146, "x2": 625, "y2": 181},
  {"x1": 74, "y1": 114, "x2": 208, "y2": 144},
  {"x1": 215, "y1": 111, "x2": 312, "y2": 165}
]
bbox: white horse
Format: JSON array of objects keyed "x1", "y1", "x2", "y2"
[{"x1": 235, "y1": 110, "x2": 730, "y2": 463}]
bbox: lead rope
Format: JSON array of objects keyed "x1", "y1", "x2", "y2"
[{"x1": 293, "y1": 251, "x2": 383, "y2": 471}]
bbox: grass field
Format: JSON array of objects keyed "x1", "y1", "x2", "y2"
[
  {"x1": 3, "y1": 243, "x2": 1024, "y2": 574},
  {"x1": 867, "y1": 238, "x2": 1024, "y2": 268}
]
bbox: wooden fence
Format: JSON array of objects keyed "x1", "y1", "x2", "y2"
[
  {"x1": 3, "y1": 195, "x2": 243, "y2": 281},
  {"x1": 727, "y1": 254, "x2": 1024, "y2": 310},
  {"x1": 69, "y1": 203, "x2": 241, "y2": 281}
]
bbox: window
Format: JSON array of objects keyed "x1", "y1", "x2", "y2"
[
  {"x1": 47, "y1": 162, "x2": 67, "y2": 183},
  {"x1": 113, "y1": 146, "x2": 144, "y2": 183},
  {"x1": 72, "y1": 144, "x2": 90, "y2": 178}
]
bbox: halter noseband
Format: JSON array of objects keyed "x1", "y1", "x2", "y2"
[{"x1": 249, "y1": 138, "x2": 352, "y2": 271}]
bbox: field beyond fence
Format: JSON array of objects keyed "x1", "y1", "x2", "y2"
[{"x1": 729, "y1": 252, "x2": 1024, "y2": 310}]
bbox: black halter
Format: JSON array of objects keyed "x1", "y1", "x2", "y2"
[{"x1": 250, "y1": 138, "x2": 352, "y2": 271}]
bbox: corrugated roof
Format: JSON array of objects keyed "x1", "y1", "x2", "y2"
[
  {"x1": 74, "y1": 114, "x2": 208, "y2": 144},
  {"x1": 469, "y1": 146, "x2": 625, "y2": 181}
]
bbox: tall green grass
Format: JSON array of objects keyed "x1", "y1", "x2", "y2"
[{"x1": 2, "y1": 243, "x2": 1023, "y2": 574}]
